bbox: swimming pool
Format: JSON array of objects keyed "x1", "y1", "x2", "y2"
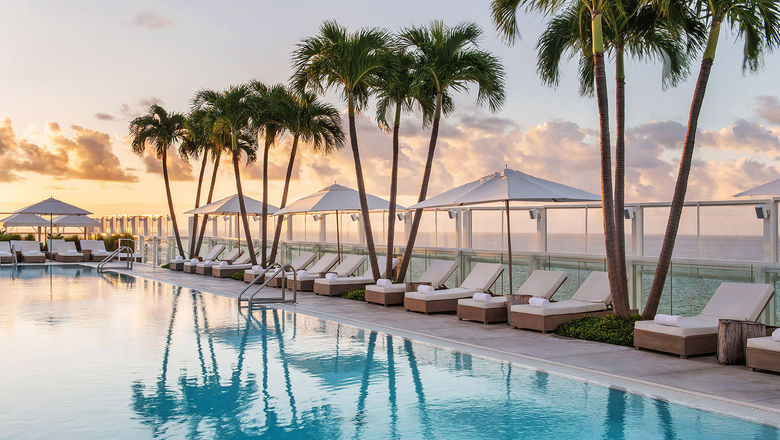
[{"x1": 0, "y1": 265, "x2": 777, "y2": 439}]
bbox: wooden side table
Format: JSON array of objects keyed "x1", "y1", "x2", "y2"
[
  {"x1": 81, "y1": 249, "x2": 92, "y2": 262},
  {"x1": 717, "y1": 319, "x2": 765, "y2": 365}
]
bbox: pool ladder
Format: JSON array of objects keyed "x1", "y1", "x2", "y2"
[
  {"x1": 237, "y1": 263, "x2": 298, "y2": 307},
  {"x1": 97, "y1": 246, "x2": 134, "y2": 273}
]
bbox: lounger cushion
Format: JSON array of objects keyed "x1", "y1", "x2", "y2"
[
  {"x1": 511, "y1": 300, "x2": 606, "y2": 316},
  {"x1": 307, "y1": 253, "x2": 340, "y2": 273},
  {"x1": 634, "y1": 316, "x2": 719, "y2": 337},
  {"x1": 700, "y1": 282, "x2": 774, "y2": 321},
  {"x1": 365, "y1": 283, "x2": 406, "y2": 294},
  {"x1": 746, "y1": 336, "x2": 780, "y2": 351},
  {"x1": 460, "y1": 263, "x2": 504, "y2": 292},
  {"x1": 516, "y1": 270, "x2": 567, "y2": 298},
  {"x1": 571, "y1": 272, "x2": 612, "y2": 304},
  {"x1": 418, "y1": 260, "x2": 459, "y2": 288},
  {"x1": 458, "y1": 297, "x2": 507, "y2": 309},
  {"x1": 316, "y1": 276, "x2": 373, "y2": 286},
  {"x1": 405, "y1": 288, "x2": 477, "y2": 301}
]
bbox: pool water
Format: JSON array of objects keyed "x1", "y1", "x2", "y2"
[{"x1": 0, "y1": 265, "x2": 777, "y2": 439}]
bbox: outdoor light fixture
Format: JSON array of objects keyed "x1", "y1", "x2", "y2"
[
  {"x1": 755, "y1": 204, "x2": 770, "y2": 219},
  {"x1": 447, "y1": 209, "x2": 457, "y2": 219},
  {"x1": 397, "y1": 213, "x2": 404, "y2": 221},
  {"x1": 624, "y1": 207, "x2": 636, "y2": 220},
  {"x1": 313, "y1": 215, "x2": 321, "y2": 221},
  {"x1": 350, "y1": 214, "x2": 359, "y2": 222},
  {"x1": 528, "y1": 209, "x2": 540, "y2": 220}
]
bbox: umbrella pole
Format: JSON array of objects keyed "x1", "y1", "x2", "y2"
[
  {"x1": 336, "y1": 210, "x2": 341, "y2": 262},
  {"x1": 505, "y1": 200, "x2": 513, "y2": 294}
]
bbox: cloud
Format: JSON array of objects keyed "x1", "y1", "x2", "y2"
[
  {"x1": 142, "y1": 146, "x2": 195, "y2": 181},
  {"x1": 130, "y1": 11, "x2": 174, "y2": 30},
  {"x1": 698, "y1": 119, "x2": 780, "y2": 153},
  {"x1": 119, "y1": 97, "x2": 165, "y2": 118},
  {"x1": 95, "y1": 113, "x2": 115, "y2": 121},
  {"x1": 756, "y1": 95, "x2": 780, "y2": 125}
]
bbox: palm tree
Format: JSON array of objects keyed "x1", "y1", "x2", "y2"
[
  {"x1": 533, "y1": 0, "x2": 704, "y2": 316},
  {"x1": 129, "y1": 104, "x2": 188, "y2": 257},
  {"x1": 192, "y1": 122, "x2": 226, "y2": 257},
  {"x1": 292, "y1": 20, "x2": 391, "y2": 279},
  {"x1": 269, "y1": 88, "x2": 345, "y2": 263},
  {"x1": 395, "y1": 21, "x2": 506, "y2": 283},
  {"x1": 192, "y1": 85, "x2": 262, "y2": 266},
  {"x1": 643, "y1": 0, "x2": 780, "y2": 318}
]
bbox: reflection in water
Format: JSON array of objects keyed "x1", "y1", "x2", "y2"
[
  {"x1": 654, "y1": 399, "x2": 676, "y2": 440},
  {"x1": 604, "y1": 388, "x2": 626, "y2": 440}
]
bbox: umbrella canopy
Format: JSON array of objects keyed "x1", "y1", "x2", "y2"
[
  {"x1": 52, "y1": 215, "x2": 100, "y2": 228},
  {"x1": 14, "y1": 197, "x2": 91, "y2": 215},
  {"x1": 409, "y1": 168, "x2": 600, "y2": 209},
  {"x1": 0, "y1": 213, "x2": 50, "y2": 227},
  {"x1": 734, "y1": 178, "x2": 780, "y2": 197},
  {"x1": 273, "y1": 184, "x2": 405, "y2": 216},
  {"x1": 185, "y1": 194, "x2": 279, "y2": 216}
]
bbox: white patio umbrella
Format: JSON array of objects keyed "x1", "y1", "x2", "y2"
[
  {"x1": 14, "y1": 197, "x2": 92, "y2": 240},
  {"x1": 409, "y1": 168, "x2": 600, "y2": 292},
  {"x1": 734, "y1": 178, "x2": 780, "y2": 197},
  {"x1": 53, "y1": 215, "x2": 101, "y2": 238},
  {"x1": 273, "y1": 184, "x2": 405, "y2": 260},
  {"x1": 185, "y1": 194, "x2": 279, "y2": 251},
  {"x1": 0, "y1": 213, "x2": 50, "y2": 241}
]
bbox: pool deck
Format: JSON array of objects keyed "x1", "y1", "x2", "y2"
[{"x1": 98, "y1": 262, "x2": 780, "y2": 427}]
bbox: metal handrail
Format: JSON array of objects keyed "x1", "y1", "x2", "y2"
[
  {"x1": 249, "y1": 264, "x2": 297, "y2": 305},
  {"x1": 237, "y1": 263, "x2": 297, "y2": 306},
  {"x1": 97, "y1": 246, "x2": 133, "y2": 273},
  {"x1": 237, "y1": 263, "x2": 281, "y2": 302}
]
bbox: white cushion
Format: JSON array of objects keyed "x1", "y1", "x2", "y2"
[
  {"x1": 700, "y1": 282, "x2": 774, "y2": 321},
  {"x1": 405, "y1": 287, "x2": 477, "y2": 301},
  {"x1": 572, "y1": 272, "x2": 612, "y2": 304},
  {"x1": 460, "y1": 263, "x2": 503, "y2": 292},
  {"x1": 516, "y1": 270, "x2": 567, "y2": 299},
  {"x1": 0, "y1": 251, "x2": 12, "y2": 257},
  {"x1": 365, "y1": 283, "x2": 406, "y2": 294},
  {"x1": 458, "y1": 297, "x2": 507, "y2": 309},
  {"x1": 418, "y1": 260, "x2": 459, "y2": 288},
  {"x1": 511, "y1": 300, "x2": 606, "y2": 316},
  {"x1": 315, "y1": 276, "x2": 373, "y2": 286},
  {"x1": 0, "y1": 242, "x2": 11, "y2": 253},
  {"x1": 746, "y1": 336, "x2": 780, "y2": 352},
  {"x1": 634, "y1": 316, "x2": 719, "y2": 337},
  {"x1": 308, "y1": 253, "x2": 339, "y2": 273}
]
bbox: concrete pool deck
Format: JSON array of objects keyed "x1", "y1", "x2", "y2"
[{"x1": 90, "y1": 262, "x2": 780, "y2": 427}]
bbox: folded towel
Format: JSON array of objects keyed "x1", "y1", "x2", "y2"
[
  {"x1": 219, "y1": 261, "x2": 228, "y2": 267},
  {"x1": 528, "y1": 297, "x2": 551, "y2": 307},
  {"x1": 773, "y1": 328, "x2": 780, "y2": 342},
  {"x1": 204, "y1": 259, "x2": 212, "y2": 264},
  {"x1": 472, "y1": 293, "x2": 492, "y2": 302},
  {"x1": 297, "y1": 270, "x2": 308, "y2": 276},
  {"x1": 325, "y1": 273, "x2": 338, "y2": 280},
  {"x1": 251, "y1": 265, "x2": 262, "y2": 271},
  {"x1": 377, "y1": 278, "x2": 392, "y2": 288},
  {"x1": 654, "y1": 314, "x2": 684, "y2": 327},
  {"x1": 174, "y1": 255, "x2": 183, "y2": 262},
  {"x1": 190, "y1": 258, "x2": 199, "y2": 264},
  {"x1": 417, "y1": 285, "x2": 435, "y2": 295}
]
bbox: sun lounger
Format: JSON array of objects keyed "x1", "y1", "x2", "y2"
[
  {"x1": 169, "y1": 244, "x2": 225, "y2": 271},
  {"x1": 264, "y1": 252, "x2": 340, "y2": 285},
  {"x1": 54, "y1": 241, "x2": 84, "y2": 262},
  {"x1": 186, "y1": 248, "x2": 241, "y2": 274},
  {"x1": 458, "y1": 270, "x2": 567, "y2": 324},
  {"x1": 10, "y1": 240, "x2": 45, "y2": 263},
  {"x1": 746, "y1": 332, "x2": 780, "y2": 373},
  {"x1": 404, "y1": 263, "x2": 504, "y2": 314},
  {"x1": 0, "y1": 242, "x2": 13, "y2": 263},
  {"x1": 243, "y1": 251, "x2": 317, "y2": 284},
  {"x1": 314, "y1": 256, "x2": 398, "y2": 296},
  {"x1": 290, "y1": 254, "x2": 366, "y2": 292},
  {"x1": 365, "y1": 259, "x2": 458, "y2": 306},
  {"x1": 79, "y1": 240, "x2": 111, "y2": 261},
  {"x1": 509, "y1": 271, "x2": 621, "y2": 333},
  {"x1": 211, "y1": 252, "x2": 259, "y2": 278},
  {"x1": 47, "y1": 239, "x2": 65, "y2": 259},
  {"x1": 634, "y1": 282, "x2": 774, "y2": 358}
]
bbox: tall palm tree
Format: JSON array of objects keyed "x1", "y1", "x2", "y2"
[
  {"x1": 192, "y1": 124, "x2": 226, "y2": 257},
  {"x1": 533, "y1": 0, "x2": 704, "y2": 316},
  {"x1": 269, "y1": 88, "x2": 345, "y2": 263},
  {"x1": 292, "y1": 20, "x2": 391, "y2": 279},
  {"x1": 129, "y1": 104, "x2": 188, "y2": 257},
  {"x1": 643, "y1": 0, "x2": 780, "y2": 318},
  {"x1": 192, "y1": 85, "x2": 262, "y2": 266},
  {"x1": 395, "y1": 21, "x2": 506, "y2": 283}
]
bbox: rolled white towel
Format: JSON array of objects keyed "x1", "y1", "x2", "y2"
[
  {"x1": 325, "y1": 273, "x2": 338, "y2": 280},
  {"x1": 472, "y1": 293, "x2": 492, "y2": 302},
  {"x1": 190, "y1": 258, "x2": 199, "y2": 264},
  {"x1": 654, "y1": 314, "x2": 684, "y2": 327},
  {"x1": 297, "y1": 269, "x2": 308, "y2": 277},
  {"x1": 251, "y1": 265, "x2": 262, "y2": 272},
  {"x1": 173, "y1": 255, "x2": 183, "y2": 262},
  {"x1": 376, "y1": 278, "x2": 392, "y2": 288},
  {"x1": 773, "y1": 328, "x2": 780, "y2": 342},
  {"x1": 204, "y1": 259, "x2": 212, "y2": 264},
  {"x1": 528, "y1": 297, "x2": 551, "y2": 307},
  {"x1": 417, "y1": 285, "x2": 435, "y2": 295},
  {"x1": 219, "y1": 261, "x2": 228, "y2": 267}
]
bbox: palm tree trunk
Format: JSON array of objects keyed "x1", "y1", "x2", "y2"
[
  {"x1": 261, "y1": 137, "x2": 272, "y2": 266},
  {"x1": 386, "y1": 103, "x2": 401, "y2": 281},
  {"x1": 232, "y1": 134, "x2": 257, "y2": 266},
  {"x1": 347, "y1": 95, "x2": 380, "y2": 280},
  {"x1": 592, "y1": 12, "x2": 629, "y2": 319},
  {"x1": 270, "y1": 134, "x2": 299, "y2": 264},
  {"x1": 162, "y1": 150, "x2": 186, "y2": 256},
  {"x1": 194, "y1": 149, "x2": 221, "y2": 256},
  {"x1": 396, "y1": 93, "x2": 442, "y2": 283},
  {"x1": 614, "y1": 47, "x2": 630, "y2": 314},
  {"x1": 643, "y1": 22, "x2": 720, "y2": 319},
  {"x1": 189, "y1": 153, "x2": 208, "y2": 257}
]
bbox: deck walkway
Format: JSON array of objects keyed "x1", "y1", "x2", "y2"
[{"x1": 106, "y1": 262, "x2": 780, "y2": 427}]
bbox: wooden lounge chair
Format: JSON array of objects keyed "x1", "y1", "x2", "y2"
[
  {"x1": 457, "y1": 270, "x2": 567, "y2": 324},
  {"x1": 211, "y1": 252, "x2": 259, "y2": 278},
  {"x1": 0, "y1": 242, "x2": 13, "y2": 263},
  {"x1": 47, "y1": 239, "x2": 65, "y2": 260},
  {"x1": 634, "y1": 282, "x2": 774, "y2": 358},
  {"x1": 186, "y1": 248, "x2": 241, "y2": 274},
  {"x1": 10, "y1": 240, "x2": 45, "y2": 263},
  {"x1": 404, "y1": 263, "x2": 504, "y2": 314},
  {"x1": 509, "y1": 271, "x2": 618, "y2": 333},
  {"x1": 79, "y1": 240, "x2": 111, "y2": 262},
  {"x1": 243, "y1": 251, "x2": 317, "y2": 285},
  {"x1": 54, "y1": 241, "x2": 84, "y2": 262},
  {"x1": 365, "y1": 259, "x2": 458, "y2": 306},
  {"x1": 290, "y1": 254, "x2": 366, "y2": 292},
  {"x1": 273, "y1": 253, "x2": 340, "y2": 287},
  {"x1": 170, "y1": 245, "x2": 225, "y2": 271},
  {"x1": 313, "y1": 256, "x2": 398, "y2": 296},
  {"x1": 746, "y1": 333, "x2": 780, "y2": 373}
]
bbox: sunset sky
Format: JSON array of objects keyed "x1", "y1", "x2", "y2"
[{"x1": 2, "y1": 0, "x2": 780, "y2": 219}]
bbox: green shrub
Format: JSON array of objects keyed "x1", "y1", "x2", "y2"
[
  {"x1": 231, "y1": 271, "x2": 245, "y2": 281},
  {"x1": 556, "y1": 314, "x2": 642, "y2": 347},
  {"x1": 25, "y1": 233, "x2": 35, "y2": 241},
  {"x1": 0, "y1": 233, "x2": 21, "y2": 241},
  {"x1": 161, "y1": 263, "x2": 171, "y2": 269},
  {"x1": 339, "y1": 288, "x2": 366, "y2": 302},
  {"x1": 103, "y1": 233, "x2": 135, "y2": 251}
]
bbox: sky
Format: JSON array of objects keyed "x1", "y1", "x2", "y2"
[{"x1": 1, "y1": 0, "x2": 780, "y2": 220}]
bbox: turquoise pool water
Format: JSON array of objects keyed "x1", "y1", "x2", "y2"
[{"x1": 0, "y1": 265, "x2": 777, "y2": 439}]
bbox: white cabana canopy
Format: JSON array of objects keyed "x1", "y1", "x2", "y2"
[
  {"x1": 15, "y1": 197, "x2": 91, "y2": 216},
  {"x1": 273, "y1": 184, "x2": 405, "y2": 215},
  {"x1": 734, "y1": 178, "x2": 780, "y2": 197},
  {"x1": 185, "y1": 194, "x2": 279, "y2": 216},
  {"x1": 52, "y1": 215, "x2": 101, "y2": 228},
  {"x1": 0, "y1": 213, "x2": 50, "y2": 227}
]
